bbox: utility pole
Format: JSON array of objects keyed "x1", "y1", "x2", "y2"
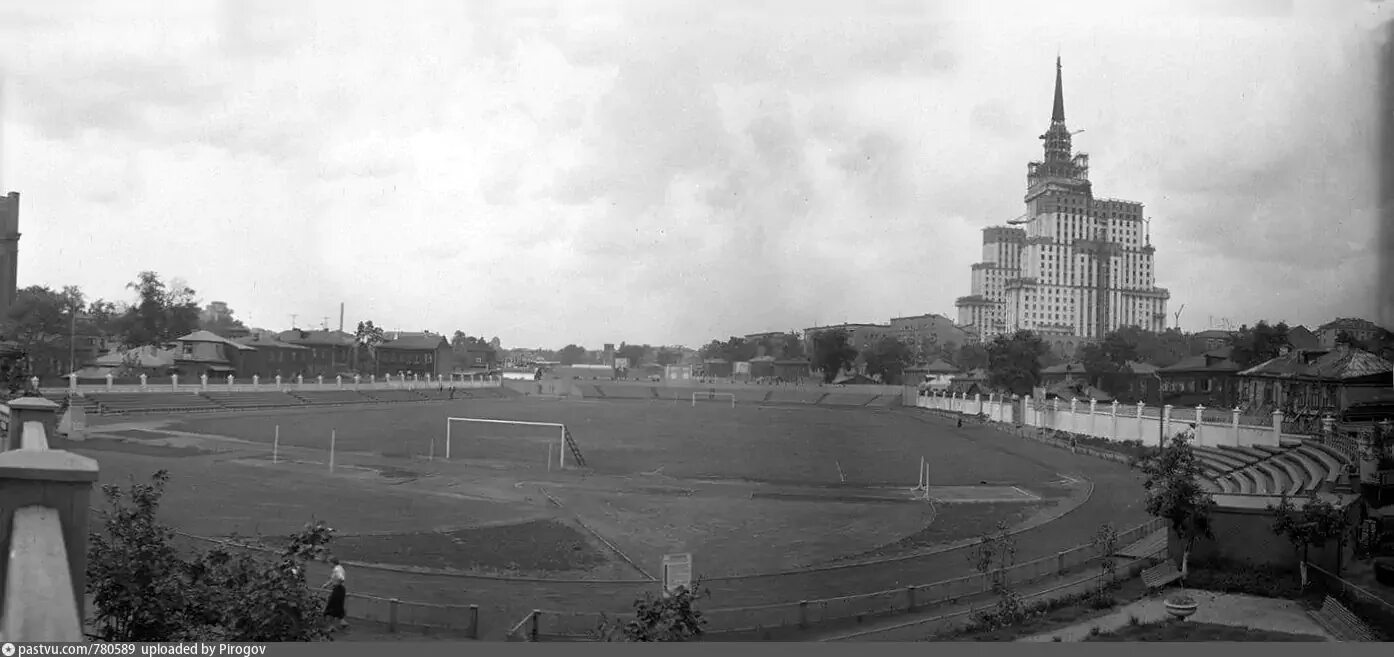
[{"x1": 68, "y1": 304, "x2": 77, "y2": 376}]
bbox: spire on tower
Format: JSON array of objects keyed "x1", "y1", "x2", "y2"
[{"x1": 1051, "y1": 56, "x2": 1066, "y2": 124}]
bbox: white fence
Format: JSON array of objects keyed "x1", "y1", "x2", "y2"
[
  {"x1": 51, "y1": 372, "x2": 504, "y2": 396},
  {"x1": 915, "y1": 391, "x2": 1290, "y2": 449}
]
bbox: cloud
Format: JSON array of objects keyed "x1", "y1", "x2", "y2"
[{"x1": 0, "y1": 0, "x2": 1387, "y2": 348}]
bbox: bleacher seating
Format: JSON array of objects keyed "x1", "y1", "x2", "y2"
[
  {"x1": 200, "y1": 391, "x2": 307, "y2": 410},
  {"x1": 288, "y1": 390, "x2": 374, "y2": 405},
  {"x1": 88, "y1": 392, "x2": 224, "y2": 415},
  {"x1": 360, "y1": 389, "x2": 427, "y2": 403},
  {"x1": 1296, "y1": 445, "x2": 1343, "y2": 491},
  {"x1": 863, "y1": 395, "x2": 900, "y2": 408},
  {"x1": 819, "y1": 393, "x2": 878, "y2": 407}
]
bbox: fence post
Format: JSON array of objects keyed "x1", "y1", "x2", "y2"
[
  {"x1": 1057, "y1": 550, "x2": 1067, "y2": 575},
  {"x1": 1195, "y1": 405, "x2": 1206, "y2": 445},
  {"x1": 529, "y1": 609, "x2": 540, "y2": 641},
  {"x1": 1163, "y1": 405, "x2": 1174, "y2": 440},
  {"x1": 1136, "y1": 401, "x2": 1145, "y2": 441},
  {"x1": 1069, "y1": 398, "x2": 1078, "y2": 434},
  {"x1": 798, "y1": 600, "x2": 809, "y2": 629},
  {"x1": 1271, "y1": 410, "x2": 1284, "y2": 445},
  {"x1": 1231, "y1": 407, "x2": 1241, "y2": 446},
  {"x1": 468, "y1": 604, "x2": 480, "y2": 639},
  {"x1": 1089, "y1": 398, "x2": 1098, "y2": 437},
  {"x1": 907, "y1": 585, "x2": 917, "y2": 612},
  {"x1": 0, "y1": 404, "x2": 100, "y2": 625},
  {"x1": 388, "y1": 598, "x2": 399, "y2": 633}
]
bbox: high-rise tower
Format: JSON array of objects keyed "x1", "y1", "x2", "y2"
[
  {"x1": 956, "y1": 59, "x2": 1168, "y2": 355},
  {"x1": 0, "y1": 192, "x2": 19, "y2": 317}
]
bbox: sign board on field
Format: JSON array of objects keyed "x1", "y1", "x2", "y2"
[{"x1": 662, "y1": 553, "x2": 693, "y2": 595}]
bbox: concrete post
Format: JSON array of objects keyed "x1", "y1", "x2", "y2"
[
  {"x1": 8, "y1": 397, "x2": 61, "y2": 451},
  {"x1": 275, "y1": 375, "x2": 283, "y2": 391},
  {"x1": 1136, "y1": 401, "x2": 1146, "y2": 441},
  {"x1": 1163, "y1": 404, "x2": 1174, "y2": 441},
  {"x1": 200, "y1": 374, "x2": 208, "y2": 391},
  {"x1": 171, "y1": 374, "x2": 178, "y2": 392},
  {"x1": 226, "y1": 374, "x2": 235, "y2": 391},
  {"x1": 317, "y1": 375, "x2": 324, "y2": 387},
  {"x1": 336, "y1": 375, "x2": 343, "y2": 390},
  {"x1": 1089, "y1": 398, "x2": 1098, "y2": 437},
  {"x1": 1231, "y1": 407, "x2": 1242, "y2": 447},
  {"x1": 105, "y1": 373, "x2": 113, "y2": 391},
  {"x1": 138, "y1": 374, "x2": 147, "y2": 391},
  {"x1": 68, "y1": 373, "x2": 77, "y2": 394},
  {"x1": 1110, "y1": 400, "x2": 1120, "y2": 441},
  {"x1": 0, "y1": 403, "x2": 99, "y2": 623},
  {"x1": 252, "y1": 375, "x2": 260, "y2": 389},
  {"x1": 296, "y1": 374, "x2": 304, "y2": 387},
  {"x1": 1271, "y1": 410, "x2": 1284, "y2": 445},
  {"x1": 1069, "y1": 398, "x2": 1078, "y2": 434}
]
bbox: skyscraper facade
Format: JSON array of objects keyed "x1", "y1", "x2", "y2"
[{"x1": 955, "y1": 59, "x2": 1168, "y2": 355}]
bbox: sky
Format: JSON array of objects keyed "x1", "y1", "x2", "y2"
[{"x1": 0, "y1": 0, "x2": 1388, "y2": 349}]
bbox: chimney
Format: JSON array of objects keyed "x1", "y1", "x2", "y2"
[{"x1": 339, "y1": 303, "x2": 345, "y2": 333}]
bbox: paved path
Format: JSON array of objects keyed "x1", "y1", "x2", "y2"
[{"x1": 1017, "y1": 589, "x2": 1332, "y2": 641}]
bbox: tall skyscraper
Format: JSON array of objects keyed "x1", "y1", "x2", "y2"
[{"x1": 955, "y1": 59, "x2": 1169, "y2": 355}]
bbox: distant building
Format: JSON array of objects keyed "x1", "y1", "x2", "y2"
[
  {"x1": 1238, "y1": 345, "x2": 1393, "y2": 422},
  {"x1": 376, "y1": 333, "x2": 452, "y2": 378},
  {"x1": 888, "y1": 313, "x2": 973, "y2": 357},
  {"x1": 1156, "y1": 348, "x2": 1242, "y2": 408},
  {"x1": 1315, "y1": 317, "x2": 1387, "y2": 348},
  {"x1": 1192, "y1": 329, "x2": 1236, "y2": 352},
  {"x1": 234, "y1": 334, "x2": 310, "y2": 378},
  {"x1": 1287, "y1": 325, "x2": 1320, "y2": 350},
  {"x1": 277, "y1": 329, "x2": 356, "y2": 376},
  {"x1": 802, "y1": 323, "x2": 892, "y2": 361},
  {"x1": 955, "y1": 59, "x2": 1169, "y2": 347}
]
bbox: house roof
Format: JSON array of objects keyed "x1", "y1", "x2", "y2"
[
  {"x1": 1159, "y1": 353, "x2": 1241, "y2": 373},
  {"x1": 1194, "y1": 329, "x2": 1235, "y2": 340},
  {"x1": 1318, "y1": 317, "x2": 1385, "y2": 333},
  {"x1": 1239, "y1": 346, "x2": 1392, "y2": 380},
  {"x1": 923, "y1": 358, "x2": 961, "y2": 374},
  {"x1": 94, "y1": 346, "x2": 177, "y2": 368},
  {"x1": 1041, "y1": 362, "x2": 1089, "y2": 375},
  {"x1": 1125, "y1": 361, "x2": 1160, "y2": 374},
  {"x1": 378, "y1": 335, "x2": 448, "y2": 351},
  {"x1": 1287, "y1": 326, "x2": 1320, "y2": 349},
  {"x1": 177, "y1": 330, "x2": 257, "y2": 351},
  {"x1": 278, "y1": 329, "x2": 355, "y2": 346},
  {"x1": 235, "y1": 336, "x2": 309, "y2": 351}
]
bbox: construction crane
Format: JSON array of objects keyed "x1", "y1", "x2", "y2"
[{"x1": 1173, "y1": 304, "x2": 1185, "y2": 331}]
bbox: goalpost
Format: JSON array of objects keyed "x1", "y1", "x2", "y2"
[
  {"x1": 692, "y1": 391, "x2": 736, "y2": 408},
  {"x1": 444, "y1": 417, "x2": 586, "y2": 470}
]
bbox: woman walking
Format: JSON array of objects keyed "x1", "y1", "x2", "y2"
[{"x1": 322, "y1": 557, "x2": 349, "y2": 629}]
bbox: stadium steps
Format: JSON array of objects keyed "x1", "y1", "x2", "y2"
[
  {"x1": 360, "y1": 389, "x2": 428, "y2": 403},
  {"x1": 1270, "y1": 456, "x2": 1307, "y2": 496},
  {"x1": 87, "y1": 392, "x2": 226, "y2": 415},
  {"x1": 1295, "y1": 444, "x2": 1344, "y2": 492},
  {"x1": 1215, "y1": 475, "x2": 1239, "y2": 494},
  {"x1": 1231, "y1": 468, "x2": 1259, "y2": 494},
  {"x1": 199, "y1": 391, "x2": 307, "y2": 410},
  {"x1": 1250, "y1": 461, "x2": 1287, "y2": 494},
  {"x1": 287, "y1": 390, "x2": 375, "y2": 406},
  {"x1": 1280, "y1": 450, "x2": 1326, "y2": 494},
  {"x1": 1220, "y1": 445, "x2": 1272, "y2": 461},
  {"x1": 1193, "y1": 446, "x2": 1248, "y2": 471}
]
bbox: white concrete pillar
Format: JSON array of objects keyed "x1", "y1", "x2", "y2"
[
  {"x1": 200, "y1": 374, "x2": 208, "y2": 391},
  {"x1": 139, "y1": 373, "x2": 148, "y2": 391},
  {"x1": 1195, "y1": 405, "x2": 1207, "y2": 445}
]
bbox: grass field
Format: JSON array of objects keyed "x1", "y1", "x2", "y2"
[{"x1": 65, "y1": 396, "x2": 1141, "y2": 638}]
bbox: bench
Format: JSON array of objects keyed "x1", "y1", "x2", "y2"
[
  {"x1": 1141, "y1": 561, "x2": 1182, "y2": 590},
  {"x1": 1309, "y1": 595, "x2": 1380, "y2": 642}
]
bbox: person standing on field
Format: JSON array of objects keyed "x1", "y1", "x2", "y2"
[{"x1": 322, "y1": 557, "x2": 349, "y2": 629}]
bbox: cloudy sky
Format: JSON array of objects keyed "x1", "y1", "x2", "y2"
[{"x1": 0, "y1": 0, "x2": 1387, "y2": 349}]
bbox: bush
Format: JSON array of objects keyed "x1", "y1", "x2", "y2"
[
  {"x1": 594, "y1": 582, "x2": 708, "y2": 642},
  {"x1": 88, "y1": 470, "x2": 337, "y2": 642},
  {"x1": 1183, "y1": 559, "x2": 1302, "y2": 599}
]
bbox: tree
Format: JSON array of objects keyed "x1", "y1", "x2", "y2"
[
  {"x1": 956, "y1": 343, "x2": 990, "y2": 371},
  {"x1": 615, "y1": 342, "x2": 650, "y2": 367},
  {"x1": 353, "y1": 320, "x2": 386, "y2": 372},
  {"x1": 595, "y1": 583, "x2": 708, "y2": 642},
  {"x1": 1230, "y1": 321, "x2": 1291, "y2": 368},
  {"x1": 198, "y1": 303, "x2": 248, "y2": 339},
  {"x1": 558, "y1": 344, "x2": 587, "y2": 366},
  {"x1": 811, "y1": 329, "x2": 857, "y2": 383},
  {"x1": 654, "y1": 348, "x2": 681, "y2": 366},
  {"x1": 1, "y1": 285, "x2": 85, "y2": 375},
  {"x1": 111, "y1": 272, "x2": 201, "y2": 349},
  {"x1": 862, "y1": 336, "x2": 914, "y2": 385},
  {"x1": 1135, "y1": 431, "x2": 1216, "y2": 583},
  {"x1": 1269, "y1": 492, "x2": 1351, "y2": 582},
  {"x1": 984, "y1": 330, "x2": 1049, "y2": 395},
  {"x1": 966, "y1": 520, "x2": 1025, "y2": 629},
  {"x1": 1092, "y1": 523, "x2": 1120, "y2": 603},
  {"x1": 88, "y1": 471, "x2": 335, "y2": 642}
]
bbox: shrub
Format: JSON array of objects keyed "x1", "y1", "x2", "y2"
[
  {"x1": 1183, "y1": 559, "x2": 1302, "y2": 599},
  {"x1": 88, "y1": 470, "x2": 336, "y2": 642},
  {"x1": 595, "y1": 582, "x2": 708, "y2": 642}
]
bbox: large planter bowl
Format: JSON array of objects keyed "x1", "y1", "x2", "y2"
[{"x1": 1165, "y1": 598, "x2": 1198, "y2": 620}]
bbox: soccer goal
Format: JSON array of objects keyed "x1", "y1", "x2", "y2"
[
  {"x1": 692, "y1": 391, "x2": 736, "y2": 408},
  {"x1": 444, "y1": 417, "x2": 587, "y2": 469}
]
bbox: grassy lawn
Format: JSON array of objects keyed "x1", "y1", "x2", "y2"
[
  {"x1": 938, "y1": 579, "x2": 1150, "y2": 641},
  {"x1": 1085, "y1": 619, "x2": 1325, "y2": 642}
]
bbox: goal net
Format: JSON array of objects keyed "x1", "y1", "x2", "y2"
[
  {"x1": 444, "y1": 417, "x2": 587, "y2": 470},
  {"x1": 691, "y1": 391, "x2": 736, "y2": 408}
]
